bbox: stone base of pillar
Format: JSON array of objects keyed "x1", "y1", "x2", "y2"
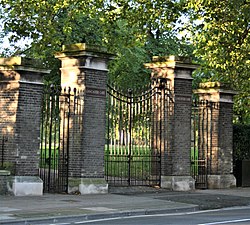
[
  {"x1": 68, "y1": 177, "x2": 108, "y2": 194},
  {"x1": 161, "y1": 176, "x2": 195, "y2": 191},
  {"x1": 9, "y1": 176, "x2": 43, "y2": 196},
  {"x1": 207, "y1": 174, "x2": 236, "y2": 189}
]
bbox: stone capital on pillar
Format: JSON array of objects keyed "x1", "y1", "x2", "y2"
[
  {"x1": 145, "y1": 56, "x2": 198, "y2": 82},
  {"x1": 55, "y1": 43, "x2": 114, "y2": 91},
  {"x1": 194, "y1": 82, "x2": 237, "y2": 104},
  {"x1": 0, "y1": 57, "x2": 50, "y2": 84}
]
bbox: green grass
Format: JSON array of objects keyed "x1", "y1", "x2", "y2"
[{"x1": 105, "y1": 145, "x2": 160, "y2": 179}]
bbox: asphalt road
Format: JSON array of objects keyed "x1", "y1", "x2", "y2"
[{"x1": 65, "y1": 206, "x2": 250, "y2": 225}]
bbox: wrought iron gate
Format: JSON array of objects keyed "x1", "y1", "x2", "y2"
[
  {"x1": 191, "y1": 99, "x2": 218, "y2": 189},
  {"x1": 39, "y1": 86, "x2": 74, "y2": 193},
  {"x1": 105, "y1": 79, "x2": 171, "y2": 187}
]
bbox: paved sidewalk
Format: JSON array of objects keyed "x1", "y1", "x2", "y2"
[{"x1": 1, "y1": 187, "x2": 250, "y2": 224}]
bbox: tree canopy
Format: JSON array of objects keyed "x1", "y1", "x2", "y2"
[
  {"x1": 187, "y1": 0, "x2": 250, "y2": 123},
  {"x1": 0, "y1": 0, "x2": 249, "y2": 123}
]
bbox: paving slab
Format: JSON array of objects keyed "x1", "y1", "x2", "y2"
[
  {"x1": 0, "y1": 192, "x2": 197, "y2": 224},
  {"x1": 1, "y1": 187, "x2": 250, "y2": 224}
]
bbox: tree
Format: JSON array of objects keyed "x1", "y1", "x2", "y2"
[
  {"x1": 1, "y1": 0, "x2": 248, "y2": 123},
  {"x1": 186, "y1": 0, "x2": 250, "y2": 123},
  {"x1": 0, "y1": 0, "x2": 107, "y2": 83},
  {"x1": 0, "y1": 0, "x2": 187, "y2": 87}
]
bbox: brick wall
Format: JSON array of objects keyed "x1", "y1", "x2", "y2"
[
  {"x1": 81, "y1": 69, "x2": 107, "y2": 177},
  {"x1": 171, "y1": 77, "x2": 193, "y2": 175},
  {"x1": 0, "y1": 80, "x2": 19, "y2": 172},
  {"x1": 217, "y1": 102, "x2": 234, "y2": 174},
  {"x1": 15, "y1": 82, "x2": 44, "y2": 175}
]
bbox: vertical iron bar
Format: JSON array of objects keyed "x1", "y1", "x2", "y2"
[
  {"x1": 44, "y1": 91, "x2": 50, "y2": 192},
  {"x1": 60, "y1": 88, "x2": 66, "y2": 192},
  {"x1": 40, "y1": 91, "x2": 45, "y2": 190},
  {"x1": 114, "y1": 90, "x2": 117, "y2": 155},
  {"x1": 106, "y1": 86, "x2": 110, "y2": 182},
  {"x1": 48, "y1": 91, "x2": 55, "y2": 192},
  {"x1": 1, "y1": 136, "x2": 4, "y2": 168},
  {"x1": 119, "y1": 92, "x2": 123, "y2": 155},
  {"x1": 192, "y1": 102, "x2": 196, "y2": 182},
  {"x1": 205, "y1": 105, "x2": 209, "y2": 187},
  {"x1": 40, "y1": 93, "x2": 44, "y2": 187},
  {"x1": 194, "y1": 104, "x2": 196, "y2": 178},
  {"x1": 57, "y1": 89, "x2": 61, "y2": 192},
  {"x1": 52, "y1": 92, "x2": 58, "y2": 192},
  {"x1": 158, "y1": 88, "x2": 164, "y2": 185},
  {"x1": 39, "y1": 93, "x2": 44, "y2": 181},
  {"x1": 209, "y1": 105, "x2": 213, "y2": 176},
  {"x1": 55, "y1": 90, "x2": 59, "y2": 191},
  {"x1": 65, "y1": 87, "x2": 71, "y2": 193},
  {"x1": 118, "y1": 92, "x2": 121, "y2": 185},
  {"x1": 135, "y1": 95, "x2": 139, "y2": 184},
  {"x1": 128, "y1": 89, "x2": 132, "y2": 186},
  {"x1": 110, "y1": 88, "x2": 114, "y2": 156},
  {"x1": 159, "y1": 87, "x2": 163, "y2": 186}
]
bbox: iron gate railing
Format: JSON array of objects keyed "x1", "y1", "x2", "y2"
[
  {"x1": 105, "y1": 79, "x2": 171, "y2": 186},
  {"x1": 191, "y1": 99, "x2": 219, "y2": 189},
  {"x1": 39, "y1": 86, "x2": 77, "y2": 193}
]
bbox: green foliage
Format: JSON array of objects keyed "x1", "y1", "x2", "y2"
[
  {"x1": 1, "y1": 0, "x2": 249, "y2": 123},
  {"x1": 0, "y1": 0, "x2": 186, "y2": 89},
  {"x1": 106, "y1": 19, "x2": 151, "y2": 90},
  {"x1": 108, "y1": 45, "x2": 151, "y2": 91},
  {"x1": 233, "y1": 124, "x2": 250, "y2": 161},
  {"x1": 107, "y1": 18, "x2": 193, "y2": 90},
  {"x1": 0, "y1": 0, "x2": 106, "y2": 84},
  {"x1": 187, "y1": 0, "x2": 250, "y2": 124}
]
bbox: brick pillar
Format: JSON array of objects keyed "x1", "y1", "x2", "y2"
[
  {"x1": 195, "y1": 82, "x2": 236, "y2": 188},
  {"x1": 0, "y1": 57, "x2": 48, "y2": 196},
  {"x1": 0, "y1": 57, "x2": 48, "y2": 177},
  {"x1": 145, "y1": 56, "x2": 197, "y2": 191},
  {"x1": 55, "y1": 43, "x2": 113, "y2": 194}
]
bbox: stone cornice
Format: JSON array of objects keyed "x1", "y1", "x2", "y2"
[
  {"x1": 145, "y1": 55, "x2": 199, "y2": 70},
  {"x1": 0, "y1": 65, "x2": 50, "y2": 74},
  {"x1": 55, "y1": 43, "x2": 115, "y2": 60}
]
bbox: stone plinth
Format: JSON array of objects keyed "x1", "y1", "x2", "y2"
[
  {"x1": 161, "y1": 176, "x2": 195, "y2": 191},
  {"x1": 11, "y1": 176, "x2": 43, "y2": 196}
]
